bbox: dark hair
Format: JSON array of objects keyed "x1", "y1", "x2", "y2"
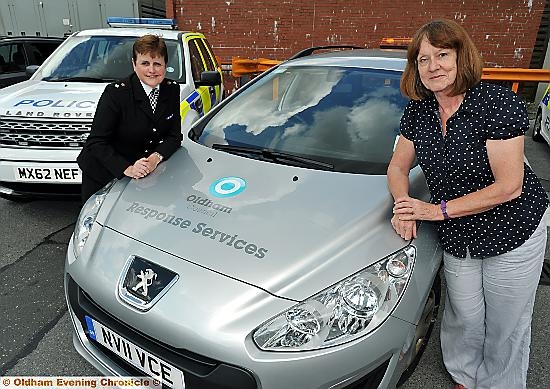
[
  {"x1": 132, "y1": 34, "x2": 168, "y2": 64},
  {"x1": 400, "y1": 19, "x2": 483, "y2": 100}
]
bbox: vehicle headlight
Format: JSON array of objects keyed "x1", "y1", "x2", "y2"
[
  {"x1": 253, "y1": 246, "x2": 415, "y2": 351},
  {"x1": 72, "y1": 180, "x2": 114, "y2": 259}
]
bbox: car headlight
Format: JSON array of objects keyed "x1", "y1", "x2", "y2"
[
  {"x1": 72, "y1": 180, "x2": 115, "y2": 260},
  {"x1": 253, "y1": 246, "x2": 416, "y2": 351}
]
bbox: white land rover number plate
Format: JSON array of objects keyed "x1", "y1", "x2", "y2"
[
  {"x1": 14, "y1": 167, "x2": 81, "y2": 183},
  {"x1": 85, "y1": 316, "x2": 186, "y2": 389}
]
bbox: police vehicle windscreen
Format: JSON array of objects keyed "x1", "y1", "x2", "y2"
[
  {"x1": 197, "y1": 66, "x2": 408, "y2": 174},
  {"x1": 35, "y1": 36, "x2": 184, "y2": 82}
]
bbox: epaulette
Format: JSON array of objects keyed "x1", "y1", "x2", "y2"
[
  {"x1": 165, "y1": 79, "x2": 178, "y2": 87},
  {"x1": 111, "y1": 81, "x2": 128, "y2": 89}
]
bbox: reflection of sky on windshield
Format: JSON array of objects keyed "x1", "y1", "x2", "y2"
[
  {"x1": 277, "y1": 88, "x2": 403, "y2": 162},
  {"x1": 348, "y1": 98, "x2": 401, "y2": 141},
  {"x1": 347, "y1": 97, "x2": 402, "y2": 162},
  {"x1": 282, "y1": 122, "x2": 308, "y2": 139},
  {"x1": 206, "y1": 70, "x2": 341, "y2": 137},
  {"x1": 200, "y1": 67, "x2": 407, "y2": 169}
]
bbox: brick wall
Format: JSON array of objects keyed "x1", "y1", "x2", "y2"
[{"x1": 167, "y1": 0, "x2": 545, "y2": 68}]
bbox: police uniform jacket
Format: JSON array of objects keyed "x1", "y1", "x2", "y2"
[{"x1": 77, "y1": 72, "x2": 182, "y2": 193}]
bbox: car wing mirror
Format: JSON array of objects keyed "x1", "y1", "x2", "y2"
[
  {"x1": 196, "y1": 70, "x2": 221, "y2": 86},
  {"x1": 26, "y1": 65, "x2": 39, "y2": 77}
]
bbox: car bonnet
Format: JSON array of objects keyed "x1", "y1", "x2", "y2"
[
  {"x1": 0, "y1": 80, "x2": 104, "y2": 119},
  {"x1": 100, "y1": 141, "x2": 408, "y2": 301}
]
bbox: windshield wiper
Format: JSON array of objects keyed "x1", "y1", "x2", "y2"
[
  {"x1": 212, "y1": 144, "x2": 334, "y2": 170},
  {"x1": 45, "y1": 76, "x2": 114, "y2": 82}
]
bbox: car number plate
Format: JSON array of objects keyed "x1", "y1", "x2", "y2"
[
  {"x1": 85, "y1": 316, "x2": 186, "y2": 389},
  {"x1": 14, "y1": 166, "x2": 81, "y2": 183}
]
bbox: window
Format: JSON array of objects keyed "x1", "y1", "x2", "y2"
[
  {"x1": 26, "y1": 41, "x2": 60, "y2": 65},
  {"x1": 203, "y1": 39, "x2": 220, "y2": 68},
  {"x1": 197, "y1": 66, "x2": 409, "y2": 174},
  {"x1": 188, "y1": 39, "x2": 206, "y2": 81},
  {"x1": 195, "y1": 39, "x2": 216, "y2": 71},
  {"x1": 35, "y1": 36, "x2": 184, "y2": 82},
  {"x1": 0, "y1": 43, "x2": 25, "y2": 73}
]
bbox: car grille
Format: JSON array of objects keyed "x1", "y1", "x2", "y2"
[
  {"x1": 0, "y1": 118, "x2": 90, "y2": 147},
  {"x1": 66, "y1": 276, "x2": 258, "y2": 389}
]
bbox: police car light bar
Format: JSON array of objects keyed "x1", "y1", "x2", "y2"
[{"x1": 107, "y1": 17, "x2": 177, "y2": 30}]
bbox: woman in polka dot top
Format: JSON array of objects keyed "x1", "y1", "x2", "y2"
[{"x1": 387, "y1": 19, "x2": 548, "y2": 389}]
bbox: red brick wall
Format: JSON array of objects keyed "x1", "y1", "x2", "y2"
[{"x1": 167, "y1": 0, "x2": 545, "y2": 69}]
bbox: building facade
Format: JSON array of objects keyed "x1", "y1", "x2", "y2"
[{"x1": 167, "y1": 0, "x2": 547, "y2": 69}]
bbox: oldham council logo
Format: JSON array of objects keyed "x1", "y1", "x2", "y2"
[{"x1": 209, "y1": 176, "x2": 246, "y2": 198}]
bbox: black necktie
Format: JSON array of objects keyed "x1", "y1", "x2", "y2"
[{"x1": 149, "y1": 88, "x2": 159, "y2": 112}]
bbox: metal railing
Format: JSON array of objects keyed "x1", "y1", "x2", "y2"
[
  {"x1": 226, "y1": 57, "x2": 550, "y2": 95},
  {"x1": 481, "y1": 68, "x2": 550, "y2": 92}
]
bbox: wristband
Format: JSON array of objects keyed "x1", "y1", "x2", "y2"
[
  {"x1": 440, "y1": 200, "x2": 450, "y2": 220},
  {"x1": 152, "y1": 152, "x2": 164, "y2": 162}
]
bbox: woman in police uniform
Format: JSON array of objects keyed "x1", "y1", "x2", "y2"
[{"x1": 77, "y1": 34, "x2": 182, "y2": 203}]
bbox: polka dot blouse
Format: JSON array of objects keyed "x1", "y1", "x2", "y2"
[{"x1": 400, "y1": 81, "x2": 549, "y2": 259}]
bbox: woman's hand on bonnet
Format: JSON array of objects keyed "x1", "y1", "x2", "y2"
[
  {"x1": 393, "y1": 196, "x2": 442, "y2": 221},
  {"x1": 391, "y1": 214, "x2": 417, "y2": 240},
  {"x1": 143, "y1": 153, "x2": 162, "y2": 173},
  {"x1": 124, "y1": 159, "x2": 150, "y2": 179}
]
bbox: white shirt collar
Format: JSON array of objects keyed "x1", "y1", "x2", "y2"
[{"x1": 139, "y1": 80, "x2": 159, "y2": 96}]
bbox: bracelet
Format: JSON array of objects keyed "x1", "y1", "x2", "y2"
[
  {"x1": 440, "y1": 200, "x2": 450, "y2": 220},
  {"x1": 152, "y1": 152, "x2": 164, "y2": 162}
]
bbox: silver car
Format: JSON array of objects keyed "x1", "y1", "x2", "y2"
[{"x1": 65, "y1": 48, "x2": 442, "y2": 389}]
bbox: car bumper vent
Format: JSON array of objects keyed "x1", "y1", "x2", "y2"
[
  {"x1": 346, "y1": 357, "x2": 390, "y2": 389},
  {"x1": 539, "y1": 262, "x2": 550, "y2": 286}
]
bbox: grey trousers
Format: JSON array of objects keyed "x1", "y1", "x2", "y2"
[{"x1": 440, "y1": 217, "x2": 547, "y2": 389}]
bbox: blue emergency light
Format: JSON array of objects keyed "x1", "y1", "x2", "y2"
[{"x1": 106, "y1": 17, "x2": 177, "y2": 29}]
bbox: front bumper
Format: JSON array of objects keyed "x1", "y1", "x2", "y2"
[
  {"x1": 0, "y1": 146, "x2": 81, "y2": 198},
  {"x1": 64, "y1": 228, "x2": 417, "y2": 389},
  {"x1": 67, "y1": 275, "x2": 258, "y2": 389}
]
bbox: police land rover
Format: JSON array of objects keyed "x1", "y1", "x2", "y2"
[{"x1": 0, "y1": 17, "x2": 223, "y2": 199}]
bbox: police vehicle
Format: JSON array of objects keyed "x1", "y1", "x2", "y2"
[
  {"x1": 0, "y1": 35, "x2": 64, "y2": 88},
  {"x1": 533, "y1": 84, "x2": 550, "y2": 147},
  {"x1": 0, "y1": 17, "x2": 223, "y2": 199},
  {"x1": 65, "y1": 47, "x2": 442, "y2": 389}
]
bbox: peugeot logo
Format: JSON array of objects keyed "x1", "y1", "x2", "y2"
[
  {"x1": 132, "y1": 269, "x2": 157, "y2": 297},
  {"x1": 118, "y1": 256, "x2": 178, "y2": 311}
]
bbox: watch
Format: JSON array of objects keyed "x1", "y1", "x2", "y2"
[{"x1": 153, "y1": 152, "x2": 164, "y2": 162}]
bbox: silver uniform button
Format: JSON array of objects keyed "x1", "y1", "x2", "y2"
[{"x1": 153, "y1": 128, "x2": 157, "y2": 132}]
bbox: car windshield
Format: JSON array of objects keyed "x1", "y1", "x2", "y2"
[
  {"x1": 34, "y1": 35, "x2": 184, "y2": 82},
  {"x1": 195, "y1": 65, "x2": 408, "y2": 174}
]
